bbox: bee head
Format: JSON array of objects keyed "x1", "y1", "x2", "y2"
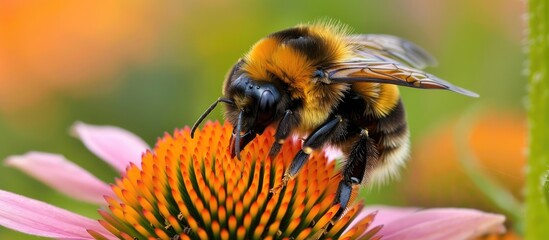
[
  {"x1": 190, "y1": 68, "x2": 281, "y2": 160},
  {"x1": 223, "y1": 74, "x2": 280, "y2": 159}
]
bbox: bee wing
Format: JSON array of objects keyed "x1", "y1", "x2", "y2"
[
  {"x1": 326, "y1": 61, "x2": 479, "y2": 97},
  {"x1": 346, "y1": 34, "x2": 437, "y2": 69}
]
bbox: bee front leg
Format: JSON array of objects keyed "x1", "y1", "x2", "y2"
[
  {"x1": 333, "y1": 130, "x2": 378, "y2": 219},
  {"x1": 270, "y1": 115, "x2": 344, "y2": 195},
  {"x1": 269, "y1": 109, "x2": 297, "y2": 158},
  {"x1": 286, "y1": 116, "x2": 344, "y2": 181}
]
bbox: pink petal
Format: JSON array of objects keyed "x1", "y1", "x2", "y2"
[
  {"x1": 0, "y1": 190, "x2": 115, "y2": 240},
  {"x1": 362, "y1": 205, "x2": 419, "y2": 226},
  {"x1": 375, "y1": 208, "x2": 506, "y2": 240},
  {"x1": 344, "y1": 205, "x2": 418, "y2": 237},
  {"x1": 5, "y1": 152, "x2": 111, "y2": 205},
  {"x1": 71, "y1": 122, "x2": 149, "y2": 172}
]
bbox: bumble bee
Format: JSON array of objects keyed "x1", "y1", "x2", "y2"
[{"x1": 191, "y1": 22, "x2": 478, "y2": 218}]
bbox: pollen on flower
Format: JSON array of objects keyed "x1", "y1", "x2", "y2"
[{"x1": 89, "y1": 121, "x2": 380, "y2": 240}]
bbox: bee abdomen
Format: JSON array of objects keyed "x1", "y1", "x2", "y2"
[
  {"x1": 379, "y1": 123, "x2": 408, "y2": 148},
  {"x1": 369, "y1": 99, "x2": 410, "y2": 185},
  {"x1": 371, "y1": 98, "x2": 408, "y2": 149}
]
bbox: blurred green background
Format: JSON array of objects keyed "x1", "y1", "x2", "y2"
[{"x1": 0, "y1": 0, "x2": 525, "y2": 239}]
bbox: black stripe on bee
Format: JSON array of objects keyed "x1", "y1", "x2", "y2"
[
  {"x1": 363, "y1": 100, "x2": 408, "y2": 149},
  {"x1": 375, "y1": 99, "x2": 407, "y2": 133},
  {"x1": 269, "y1": 27, "x2": 331, "y2": 64}
]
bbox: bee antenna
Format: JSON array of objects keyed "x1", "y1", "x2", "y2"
[
  {"x1": 234, "y1": 110, "x2": 243, "y2": 160},
  {"x1": 191, "y1": 97, "x2": 235, "y2": 138}
]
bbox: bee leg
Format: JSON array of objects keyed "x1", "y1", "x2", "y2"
[
  {"x1": 269, "y1": 109, "x2": 297, "y2": 158},
  {"x1": 271, "y1": 116, "x2": 343, "y2": 195},
  {"x1": 286, "y1": 116, "x2": 344, "y2": 180},
  {"x1": 333, "y1": 130, "x2": 378, "y2": 219}
]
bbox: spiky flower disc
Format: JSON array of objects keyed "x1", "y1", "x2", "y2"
[{"x1": 90, "y1": 121, "x2": 379, "y2": 240}]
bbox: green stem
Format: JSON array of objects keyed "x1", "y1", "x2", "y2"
[{"x1": 526, "y1": 0, "x2": 549, "y2": 238}]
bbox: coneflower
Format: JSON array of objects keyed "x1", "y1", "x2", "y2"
[{"x1": 92, "y1": 121, "x2": 378, "y2": 239}]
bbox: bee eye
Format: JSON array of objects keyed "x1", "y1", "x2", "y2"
[{"x1": 257, "y1": 90, "x2": 276, "y2": 124}]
